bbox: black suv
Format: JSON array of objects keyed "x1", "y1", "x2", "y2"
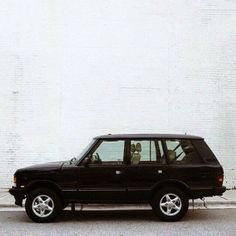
[{"x1": 9, "y1": 134, "x2": 226, "y2": 222}]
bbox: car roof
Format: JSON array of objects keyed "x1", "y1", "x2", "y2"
[{"x1": 94, "y1": 133, "x2": 203, "y2": 140}]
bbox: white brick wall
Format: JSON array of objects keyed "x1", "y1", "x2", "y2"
[{"x1": 0, "y1": 0, "x2": 236, "y2": 188}]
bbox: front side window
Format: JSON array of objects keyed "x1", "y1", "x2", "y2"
[
  {"x1": 130, "y1": 140, "x2": 166, "y2": 165},
  {"x1": 165, "y1": 139, "x2": 202, "y2": 164},
  {"x1": 89, "y1": 140, "x2": 124, "y2": 165}
]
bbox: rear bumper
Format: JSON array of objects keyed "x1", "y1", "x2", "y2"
[
  {"x1": 215, "y1": 186, "x2": 227, "y2": 195},
  {"x1": 9, "y1": 187, "x2": 26, "y2": 206},
  {"x1": 190, "y1": 186, "x2": 227, "y2": 199}
]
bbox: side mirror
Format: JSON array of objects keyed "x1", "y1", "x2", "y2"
[{"x1": 82, "y1": 157, "x2": 90, "y2": 167}]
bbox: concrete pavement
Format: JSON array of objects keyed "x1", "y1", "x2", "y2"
[
  {"x1": 1, "y1": 209, "x2": 236, "y2": 236},
  {"x1": 1, "y1": 188, "x2": 236, "y2": 210}
]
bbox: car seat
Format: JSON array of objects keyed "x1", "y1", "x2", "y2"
[
  {"x1": 168, "y1": 150, "x2": 176, "y2": 162},
  {"x1": 130, "y1": 144, "x2": 136, "y2": 158},
  {"x1": 131, "y1": 143, "x2": 142, "y2": 165}
]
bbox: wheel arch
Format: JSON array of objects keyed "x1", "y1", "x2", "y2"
[
  {"x1": 26, "y1": 180, "x2": 64, "y2": 203},
  {"x1": 151, "y1": 180, "x2": 191, "y2": 199}
]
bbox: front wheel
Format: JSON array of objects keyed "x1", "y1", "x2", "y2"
[
  {"x1": 151, "y1": 187, "x2": 189, "y2": 222},
  {"x1": 25, "y1": 188, "x2": 62, "y2": 223}
]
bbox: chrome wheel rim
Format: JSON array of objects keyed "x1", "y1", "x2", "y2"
[
  {"x1": 159, "y1": 193, "x2": 182, "y2": 216},
  {"x1": 32, "y1": 195, "x2": 54, "y2": 218}
]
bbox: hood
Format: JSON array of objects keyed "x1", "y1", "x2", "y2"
[{"x1": 15, "y1": 161, "x2": 65, "y2": 174}]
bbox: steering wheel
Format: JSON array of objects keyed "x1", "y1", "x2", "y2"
[{"x1": 93, "y1": 152, "x2": 102, "y2": 164}]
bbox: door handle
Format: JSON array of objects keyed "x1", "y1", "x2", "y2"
[{"x1": 116, "y1": 170, "x2": 122, "y2": 175}]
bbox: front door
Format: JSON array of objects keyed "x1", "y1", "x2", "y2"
[{"x1": 76, "y1": 139, "x2": 127, "y2": 202}]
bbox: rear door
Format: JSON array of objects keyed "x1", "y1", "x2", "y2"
[{"x1": 124, "y1": 139, "x2": 168, "y2": 201}]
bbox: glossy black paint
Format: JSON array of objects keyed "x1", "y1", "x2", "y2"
[{"x1": 9, "y1": 134, "x2": 226, "y2": 206}]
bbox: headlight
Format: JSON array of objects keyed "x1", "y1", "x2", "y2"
[{"x1": 13, "y1": 175, "x2": 16, "y2": 187}]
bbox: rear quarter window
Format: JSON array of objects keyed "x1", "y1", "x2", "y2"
[
  {"x1": 192, "y1": 140, "x2": 219, "y2": 164},
  {"x1": 165, "y1": 139, "x2": 203, "y2": 164}
]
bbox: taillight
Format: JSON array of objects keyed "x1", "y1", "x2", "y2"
[
  {"x1": 13, "y1": 175, "x2": 16, "y2": 187},
  {"x1": 216, "y1": 174, "x2": 224, "y2": 186}
]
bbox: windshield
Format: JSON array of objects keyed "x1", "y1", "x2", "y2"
[{"x1": 75, "y1": 139, "x2": 96, "y2": 162}]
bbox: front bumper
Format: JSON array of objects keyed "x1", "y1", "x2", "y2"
[{"x1": 9, "y1": 187, "x2": 26, "y2": 206}]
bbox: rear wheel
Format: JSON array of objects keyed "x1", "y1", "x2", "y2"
[
  {"x1": 151, "y1": 187, "x2": 189, "y2": 221},
  {"x1": 25, "y1": 188, "x2": 62, "y2": 223}
]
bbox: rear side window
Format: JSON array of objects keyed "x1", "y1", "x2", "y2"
[
  {"x1": 165, "y1": 139, "x2": 203, "y2": 164},
  {"x1": 130, "y1": 140, "x2": 166, "y2": 165},
  {"x1": 192, "y1": 140, "x2": 219, "y2": 163}
]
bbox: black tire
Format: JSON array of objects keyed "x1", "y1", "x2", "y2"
[
  {"x1": 25, "y1": 188, "x2": 62, "y2": 223},
  {"x1": 151, "y1": 187, "x2": 189, "y2": 222}
]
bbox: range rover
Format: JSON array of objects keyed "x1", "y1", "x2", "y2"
[{"x1": 9, "y1": 134, "x2": 226, "y2": 222}]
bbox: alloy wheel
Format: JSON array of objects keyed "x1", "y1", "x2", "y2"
[
  {"x1": 159, "y1": 193, "x2": 182, "y2": 216},
  {"x1": 32, "y1": 195, "x2": 54, "y2": 218}
]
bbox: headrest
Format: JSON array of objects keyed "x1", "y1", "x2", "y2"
[
  {"x1": 135, "y1": 143, "x2": 142, "y2": 152},
  {"x1": 168, "y1": 150, "x2": 176, "y2": 161},
  {"x1": 131, "y1": 144, "x2": 136, "y2": 153},
  {"x1": 181, "y1": 140, "x2": 194, "y2": 152}
]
